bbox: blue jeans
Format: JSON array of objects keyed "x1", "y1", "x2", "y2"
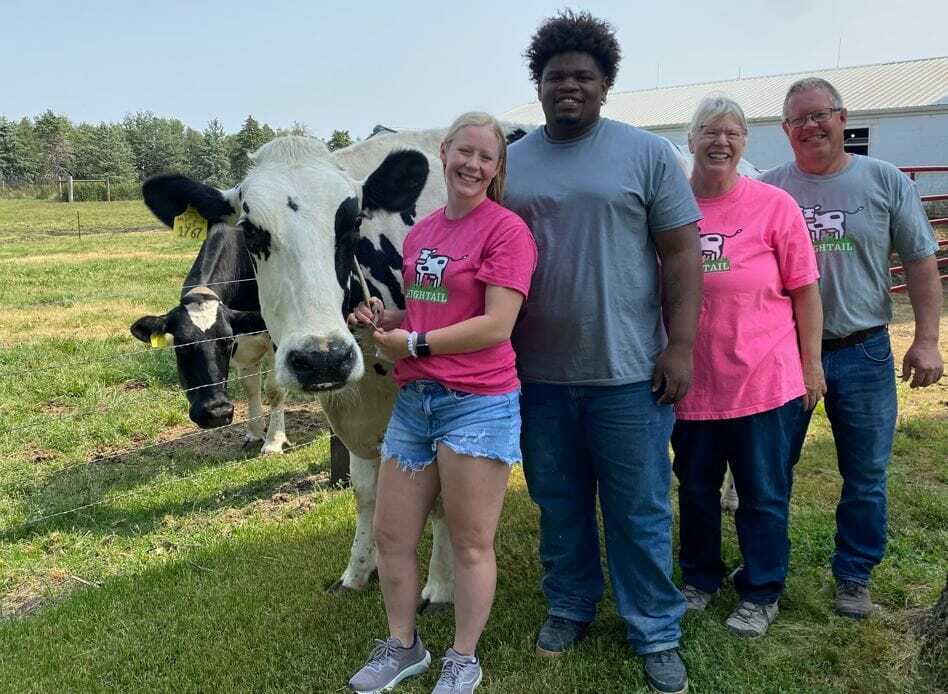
[
  {"x1": 795, "y1": 330, "x2": 897, "y2": 585},
  {"x1": 672, "y1": 397, "x2": 803, "y2": 605},
  {"x1": 520, "y1": 381, "x2": 684, "y2": 655}
]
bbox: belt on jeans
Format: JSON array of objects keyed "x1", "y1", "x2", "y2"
[{"x1": 822, "y1": 325, "x2": 886, "y2": 352}]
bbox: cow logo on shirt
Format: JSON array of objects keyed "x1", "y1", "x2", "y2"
[
  {"x1": 406, "y1": 248, "x2": 469, "y2": 303},
  {"x1": 800, "y1": 205, "x2": 864, "y2": 253},
  {"x1": 698, "y1": 228, "x2": 742, "y2": 273}
]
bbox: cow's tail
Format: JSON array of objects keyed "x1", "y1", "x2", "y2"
[
  {"x1": 722, "y1": 228, "x2": 743, "y2": 238},
  {"x1": 844, "y1": 206, "x2": 865, "y2": 215}
]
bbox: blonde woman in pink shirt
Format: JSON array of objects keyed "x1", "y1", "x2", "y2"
[{"x1": 673, "y1": 95, "x2": 825, "y2": 638}]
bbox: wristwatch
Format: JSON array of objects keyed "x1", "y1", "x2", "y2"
[{"x1": 416, "y1": 332, "x2": 431, "y2": 357}]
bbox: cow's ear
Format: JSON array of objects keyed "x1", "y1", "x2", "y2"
[
  {"x1": 142, "y1": 174, "x2": 237, "y2": 228},
  {"x1": 225, "y1": 309, "x2": 268, "y2": 336},
  {"x1": 361, "y1": 150, "x2": 429, "y2": 214},
  {"x1": 130, "y1": 314, "x2": 169, "y2": 343}
]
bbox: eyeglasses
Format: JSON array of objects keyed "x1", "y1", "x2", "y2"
[
  {"x1": 784, "y1": 108, "x2": 842, "y2": 129},
  {"x1": 699, "y1": 127, "x2": 746, "y2": 142}
]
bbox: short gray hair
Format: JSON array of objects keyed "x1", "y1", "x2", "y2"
[
  {"x1": 688, "y1": 94, "x2": 748, "y2": 141},
  {"x1": 782, "y1": 78, "x2": 844, "y2": 119}
]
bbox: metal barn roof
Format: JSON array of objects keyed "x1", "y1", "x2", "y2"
[{"x1": 502, "y1": 56, "x2": 948, "y2": 129}]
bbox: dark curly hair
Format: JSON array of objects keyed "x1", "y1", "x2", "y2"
[{"x1": 525, "y1": 9, "x2": 621, "y2": 88}]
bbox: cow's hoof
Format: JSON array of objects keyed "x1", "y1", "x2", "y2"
[
  {"x1": 242, "y1": 436, "x2": 263, "y2": 451},
  {"x1": 417, "y1": 598, "x2": 452, "y2": 616},
  {"x1": 327, "y1": 579, "x2": 358, "y2": 594},
  {"x1": 260, "y1": 439, "x2": 289, "y2": 455}
]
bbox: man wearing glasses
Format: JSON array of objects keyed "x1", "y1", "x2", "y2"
[{"x1": 761, "y1": 77, "x2": 943, "y2": 619}]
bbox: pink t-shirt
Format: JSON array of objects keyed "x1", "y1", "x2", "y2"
[
  {"x1": 393, "y1": 198, "x2": 537, "y2": 395},
  {"x1": 676, "y1": 176, "x2": 820, "y2": 420}
]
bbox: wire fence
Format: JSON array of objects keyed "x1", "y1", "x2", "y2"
[
  {"x1": 1, "y1": 368, "x2": 274, "y2": 438},
  {"x1": 3, "y1": 429, "x2": 325, "y2": 536},
  {"x1": 0, "y1": 329, "x2": 269, "y2": 377}
]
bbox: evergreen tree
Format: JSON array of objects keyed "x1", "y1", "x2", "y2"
[
  {"x1": 123, "y1": 111, "x2": 188, "y2": 180},
  {"x1": 0, "y1": 117, "x2": 33, "y2": 185},
  {"x1": 193, "y1": 119, "x2": 232, "y2": 187},
  {"x1": 229, "y1": 115, "x2": 274, "y2": 180},
  {"x1": 326, "y1": 129, "x2": 353, "y2": 152},
  {"x1": 73, "y1": 122, "x2": 136, "y2": 180},
  {"x1": 33, "y1": 110, "x2": 75, "y2": 178},
  {"x1": 14, "y1": 118, "x2": 41, "y2": 182}
]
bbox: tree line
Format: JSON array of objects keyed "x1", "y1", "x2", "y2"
[{"x1": 0, "y1": 110, "x2": 354, "y2": 193}]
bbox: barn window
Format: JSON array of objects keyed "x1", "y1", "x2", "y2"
[{"x1": 844, "y1": 127, "x2": 870, "y2": 156}]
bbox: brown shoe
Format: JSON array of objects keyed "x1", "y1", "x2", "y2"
[{"x1": 835, "y1": 581, "x2": 879, "y2": 619}]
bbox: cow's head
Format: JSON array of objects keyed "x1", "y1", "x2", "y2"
[
  {"x1": 130, "y1": 285, "x2": 266, "y2": 428},
  {"x1": 231, "y1": 136, "x2": 428, "y2": 393}
]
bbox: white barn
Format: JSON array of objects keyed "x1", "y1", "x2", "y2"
[{"x1": 502, "y1": 56, "x2": 948, "y2": 195}]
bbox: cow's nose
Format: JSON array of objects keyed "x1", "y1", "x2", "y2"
[
  {"x1": 190, "y1": 396, "x2": 234, "y2": 429},
  {"x1": 287, "y1": 338, "x2": 356, "y2": 391}
]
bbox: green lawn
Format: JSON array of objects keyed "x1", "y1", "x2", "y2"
[{"x1": 0, "y1": 199, "x2": 945, "y2": 692}]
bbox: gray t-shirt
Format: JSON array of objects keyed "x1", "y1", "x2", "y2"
[
  {"x1": 504, "y1": 118, "x2": 701, "y2": 385},
  {"x1": 760, "y1": 156, "x2": 936, "y2": 339}
]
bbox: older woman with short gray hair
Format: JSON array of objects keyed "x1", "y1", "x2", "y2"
[{"x1": 672, "y1": 94, "x2": 825, "y2": 637}]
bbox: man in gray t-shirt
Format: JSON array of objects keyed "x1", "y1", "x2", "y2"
[
  {"x1": 502, "y1": 12, "x2": 702, "y2": 694},
  {"x1": 761, "y1": 77, "x2": 943, "y2": 619}
]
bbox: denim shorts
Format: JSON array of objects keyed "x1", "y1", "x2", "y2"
[{"x1": 381, "y1": 380, "x2": 522, "y2": 472}]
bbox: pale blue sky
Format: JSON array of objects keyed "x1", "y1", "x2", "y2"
[{"x1": 2, "y1": 0, "x2": 946, "y2": 139}]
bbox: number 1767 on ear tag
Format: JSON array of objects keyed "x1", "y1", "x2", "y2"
[{"x1": 172, "y1": 206, "x2": 208, "y2": 241}]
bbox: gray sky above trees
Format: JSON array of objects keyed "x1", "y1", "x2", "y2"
[{"x1": 2, "y1": 0, "x2": 946, "y2": 140}]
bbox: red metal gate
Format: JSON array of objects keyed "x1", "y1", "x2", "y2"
[{"x1": 890, "y1": 166, "x2": 948, "y2": 292}]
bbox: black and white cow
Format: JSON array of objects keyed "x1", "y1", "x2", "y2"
[
  {"x1": 140, "y1": 128, "x2": 748, "y2": 604},
  {"x1": 130, "y1": 176, "x2": 288, "y2": 454},
  {"x1": 132, "y1": 132, "x2": 458, "y2": 608}
]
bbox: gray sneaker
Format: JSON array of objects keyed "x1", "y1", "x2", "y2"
[
  {"x1": 348, "y1": 635, "x2": 431, "y2": 693},
  {"x1": 725, "y1": 600, "x2": 779, "y2": 637},
  {"x1": 682, "y1": 584, "x2": 716, "y2": 612},
  {"x1": 835, "y1": 581, "x2": 878, "y2": 619},
  {"x1": 535, "y1": 615, "x2": 589, "y2": 656},
  {"x1": 643, "y1": 648, "x2": 689, "y2": 694},
  {"x1": 431, "y1": 648, "x2": 482, "y2": 693}
]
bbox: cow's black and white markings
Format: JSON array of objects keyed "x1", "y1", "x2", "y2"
[{"x1": 130, "y1": 198, "x2": 288, "y2": 455}]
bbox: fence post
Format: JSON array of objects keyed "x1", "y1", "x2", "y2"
[
  {"x1": 329, "y1": 434, "x2": 350, "y2": 487},
  {"x1": 106, "y1": 177, "x2": 111, "y2": 202},
  {"x1": 67, "y1": 176, "x2": 74, "y2": 203}
]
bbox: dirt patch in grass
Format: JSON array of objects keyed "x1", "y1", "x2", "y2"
[
  {"x1": 26, "y1": 446, "x2": 57, "y2": 465},
  {"x1": 40, "y1": 401, "x2": 75, "y2": 416},
  {"x1": 89, "y1": 402, "x2": 327, "y2": 467},
  {"x1": 0, "y1": 583, "x2": 46, "y2": 619},
  {"x1": 121, "y1": 378, "x2": 148, "y2": 391}
]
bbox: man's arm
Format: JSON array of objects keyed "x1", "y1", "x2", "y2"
[
  {"x1": 788, "y1": 283, "x2": 826, "y2": 409},
  {"x1": 901, "y1": 254, "x2": 944, "y2": 388},
  {"x1": 652, "y1": 222, "x2": 703, "y2": 404}
]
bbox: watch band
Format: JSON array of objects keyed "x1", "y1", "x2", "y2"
[{"x1": 416, "y1": 332, "x2": 431, "y2": 357}]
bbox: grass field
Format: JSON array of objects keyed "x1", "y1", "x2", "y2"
[{"x1": 0, "y1": 199, "x2": 945, "y2": 693}]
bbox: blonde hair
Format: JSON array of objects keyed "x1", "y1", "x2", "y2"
[
  {"x1": 442, "y1": 112, "x2": 507, "y2": 203},
  {"x1": 688, "y1": 94, "x2": 748, "y2": 141}
]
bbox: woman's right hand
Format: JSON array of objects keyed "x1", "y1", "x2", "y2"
[
  {"x1": 802, "y1": 359, "x2": 827, "y2": 410},
  {"x1": 347, "y1": 297, "x2": 384, "y2": 329}
]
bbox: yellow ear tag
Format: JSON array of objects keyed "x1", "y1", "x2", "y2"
[
  {"x1": 150, "y1": 333, "x2": 169, "y2": 348},
  {"x1": 172, "y1": 206, "x2": 209, "y2": 241}
]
